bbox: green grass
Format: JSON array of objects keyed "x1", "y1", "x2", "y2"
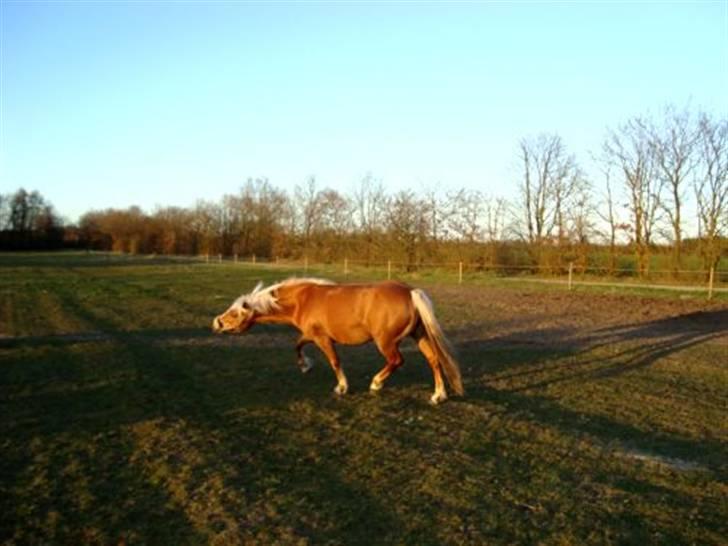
[{"x1": 1, "y1": 252, "x2": 726, "y2": 545}]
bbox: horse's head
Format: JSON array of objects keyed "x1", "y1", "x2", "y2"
[
  {"x1": 212, "y1": 299, "x2": 256, "y2": 334},
  {"x1": 212, "y1": 282, "x2": 275, "y2": 334}
]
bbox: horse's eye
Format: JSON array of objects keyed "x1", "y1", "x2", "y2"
[{"x1": 242, "y1": 301, "x2": 250, "y2": 310}]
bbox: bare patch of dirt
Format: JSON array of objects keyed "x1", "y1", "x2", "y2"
[
  {"x1": 617, "y1": 448, "x2": 707, "y2": 473},
  {"x1": 428, "y1": 284, "x2": 728, "y2": 350}
]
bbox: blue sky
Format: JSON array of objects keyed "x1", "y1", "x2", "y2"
[{"x1": 1, "y1": 1, "x2": 726, "y2": 222}]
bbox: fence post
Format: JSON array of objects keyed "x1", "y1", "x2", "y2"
[
  {"x1": 344, "y1": 258, "x2": 349, "y2": 276},
  {"x1": 275, "y1": 256, "x2": 279, "y2": 266},
  {"x1": 568, "y1": 262, "x2": 574, "y2": 291},
  {"x1": 234, "y1": 253, "x2": 238, "y2": 263},
  {"x1": 304, "y1": 256, "x2": 308, "y2": 274},
  {"x1": 205, "y1": 253, "x2": 209, "y2": 264},
  {"x1": 459, "y1": 262, "x2": 463, "y2": 284},
  {"x1": 252, "y1": 254, "x2": 256, "y2": 264},
  {"x1": 387, "y1": 259, "x2": 391, "y2": 280},
  {"x1": 708, "y1": 266, "x2": 715, "y2": 300},
  {"x1": 218, "y1": 253, "x2": 222, "y2": 264}
]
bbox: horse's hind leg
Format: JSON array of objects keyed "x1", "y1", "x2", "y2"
[
  {"x1": 416, "y1": 335, "x2": 447, "y2": 405},
  {"x1": 295, "y1": 337, "x2": 314, "y2": 373},
  {"x1": 312, "y1": 336, "x2": 348, "y2": 395},
  {"x1": 370, "y1": 340, "x2": 404, "y2": 393}
]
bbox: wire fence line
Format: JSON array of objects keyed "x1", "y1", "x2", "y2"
[{"x1": 102, "y1": 251, "x2": 727, "y2": 299}]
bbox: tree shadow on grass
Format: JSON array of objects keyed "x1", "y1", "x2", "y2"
[
  {"x1": 460, "y1": 307, "x2": 727, "y2": 387},
  {"x1": 453, "y1": 308, "x2": 728, "y2": 475},
  {"x1": 465, "y1": 384, "x2": 726, "y2": 474},
  {"x1": 0, "y1": 434, "x2": 208, "y2": 546},
  {"x1": 1, "y1": 289, "x2": 408, "y2": 544}
]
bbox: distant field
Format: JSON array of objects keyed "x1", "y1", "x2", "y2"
[{"x1": 1, "y1": 252, "x2": 727, "y2": 545}]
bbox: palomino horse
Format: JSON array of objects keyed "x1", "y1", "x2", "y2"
[{"x1": 212, "y1": 278, "x2": 464, "y2": 404}]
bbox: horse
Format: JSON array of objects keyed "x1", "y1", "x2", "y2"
[{"x1": 211, "y1": 278, "x2": 464, "y2": 404}]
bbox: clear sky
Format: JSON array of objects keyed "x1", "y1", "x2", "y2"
[{"x1": 1, "y1": 1, "x2": 726, "y2": 223}]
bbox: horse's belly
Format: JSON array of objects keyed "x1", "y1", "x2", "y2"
[{"x1": 329, "y1": 324, "x2": 372, "y2": 345}]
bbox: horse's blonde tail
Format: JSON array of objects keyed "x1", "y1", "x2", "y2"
[{"x1": 411, "y1": 289, "x2": 464, "y2": 396}]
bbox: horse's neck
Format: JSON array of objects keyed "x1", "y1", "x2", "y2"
[
  {"x1": 255, "y1": 308, "x2": 295, "y2": 326},
  {"x1": 254, "y1": 285, "x2": 304, "y2": 327}
]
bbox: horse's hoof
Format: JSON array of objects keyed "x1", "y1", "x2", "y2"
[
  {"x1": 369, "y1": 380, "x2": 383, "y2": 392},
  {"x1": 429, "y1": 392, "x2": 448, "y2": 405},
  {"x1": 334, "y1": 384, "x2": 348, "y2": 396}
]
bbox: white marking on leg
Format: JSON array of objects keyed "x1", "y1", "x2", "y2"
[
  {"x1": 299, "y1": 355, "x2": 314, "y2": 374},
  {"x1": 429, "y1": 390, "x2": 448, "y2": 405},
  {"x1": 334, "y1": 381, "x2": 348, "y2": 395},
  {"x1": 369, "y1": 378, "x2": 383, "y2": 392}
]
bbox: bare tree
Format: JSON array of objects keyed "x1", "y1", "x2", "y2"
[
  {"x1": 568, "y1": 182, "x2": 596, "y2": 268},
  {"x1": 386, "y1": 190, "x2": 427, "y2": 271},
  {"x1": 153, "y1": 206, "x2": 196, "y2": 255},
  {"x1": 604, "y1": 117, "x2": 663, "y2": 277},
  {"x1": 9, "y1": 189, "x2": 31, "y2": 233},
  {"x1": 294, "y1": 176, "x2": 323, "y2": 253},
  {"x1": 515, "y1": 134, "x2": 580, "y2": 245},
  {"x1": 419, "y1": 185, "x2": 449, "y2": 260},
  {"x1": 446, "y1": 189, "x2": 482, "y2": 260},
  {"x1": 554, "y1": 168, "x2": 587, "y2": 242},
  {"x1": 191, "y1": 200, "x2": 222, "y2": 255},
  {"x1": 595, "y1": 162, "x2": 620, "y2": 274},
  {"x1": 219, "y1": 194, "x2": 242, "y2": 255},
  {"x1": 650, "y1": 105, "x2": 698, "y2": 273},
  {"x1": 318, "y1": 190, "x2": 351, "y2": 233},
  {"x1": 483, "y1": 195, "x2": 507, "y2": 242},
  {"x1": 694, "y1": 112, "x2": 728, "y2": 271},
  {"x1": 317, "y1": 189, "x2": 352, "y2": 259},
  {"x1": 352, "y1": 174, "x2": 387, "y2": 263},
  {"x1": 245, "y1": 178, "x2": 290, "y2": 258},
  {"x1": 480, "y1": 195, "x2": 506, "y2": 268},
  {"x1": 570, "y1": 184, "x2": 595, "y2": 242}
]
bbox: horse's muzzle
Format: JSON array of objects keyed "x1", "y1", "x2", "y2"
[{"x1": 212, "y1": 316, "x2": 224, "y2": 333}]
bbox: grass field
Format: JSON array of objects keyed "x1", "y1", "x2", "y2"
[{"x1": 1, "y1": 252, "x2": 727, "y2": 545}]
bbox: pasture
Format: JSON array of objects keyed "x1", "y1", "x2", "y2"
[{"x1": 1, "y1": 253, "x2": 726, "y2": 545}]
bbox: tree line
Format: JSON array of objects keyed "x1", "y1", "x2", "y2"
[
  {"x1": 0, "y1": 189, "x2": 65, "y2": 250},
  {"x1": 2, "y1": 106, "x2": 726, "y2": 276}
]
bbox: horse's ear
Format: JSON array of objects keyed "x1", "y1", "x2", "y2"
[{"x1": 252, "y1": 281, "x2": 264, "y2": 294}]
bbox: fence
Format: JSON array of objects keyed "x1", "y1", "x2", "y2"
[{"x1": 142, "y1": 252, "x2": 727, "y2": 300}]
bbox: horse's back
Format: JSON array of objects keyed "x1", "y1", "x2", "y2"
[{"x1": 313, "y1": 280, "x2": 413, "y2": 311}]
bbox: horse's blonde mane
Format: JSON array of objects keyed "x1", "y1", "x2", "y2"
[
  {"x1": 233, "y1": 277, "x2": 336, "y2": 314},
  {"x1": 279, "y1": 277, "x2": 335, "y2": 288}
]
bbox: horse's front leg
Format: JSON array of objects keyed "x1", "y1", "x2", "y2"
[
  {"x1": 295, "y1": 337, "x2": 314, "y2": 374},
  {"x1": 312, "y1": 336, "x2": 348, "y2": 395}
]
